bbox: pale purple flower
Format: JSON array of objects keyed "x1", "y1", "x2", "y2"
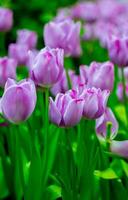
[
  {"x1": 49, "y1": 91, "x2": 84, "y2": 127},
  {"x1": 117, "y1": 83, "x2": 128, "y2": 101},
  {"x1": 98, "y1": 0, "x2": 124, "y2": 21},
  {"x1": 30, "y1": 47, "x2": 64, "y2": 87},
  {"x1": 55, "y1": 8, "x2": 72, "y2": 22},
  {"x1": 83, "y1": 88, "x2": 110, "y2": 119},
  {"x1": 87, "y1": 61, "x2": 114, "y2": 91},
  {"x1": 71, "y1": 2, "x2": 99, "y2": 22},
  {"x1": 44, "y1": 19, "x2": 82, "y2": 57},
  {"x1": 0, "y1": 78, "x2": 37, "y2": 123},
  {"x1": 8, "y1": 43, "x2": 29, "y2": 65},
  {"x1": 17, "y1": 29, "x2": 37, "y2": 49},
  {"x1": 110, "y1": 140, "x2": 128, "y2": 158},
  {"x1": 96, "y1": 107, "x2": 118, "y2": 140},
  {"x1": 0, "y1": 7, "x2": 13, "y2": 32},
  {"x1": 0, "y1": 57, "x2": 17, "y2": 87},
  {"x1": 108, "y1": 35, "x2": 128, "y2": 67}
]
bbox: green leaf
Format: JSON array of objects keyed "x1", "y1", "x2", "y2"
[
  {"x1": 115, "y1": 105, "x2": 127, "y2": 126},
  {"x1": 121, "y1": 160, "x2": 128, "y2": 176},
  {"x1": 0, "y1": 158, "x2": 9, "y2": 199},
  {"x1": 41, "y1": 127, "x2": 60, "y2": 194},
  {"x1": 94, "y1": 168, "x2": 119, "y2": 179},
  {"x1": 46, "y1": 185, "x2": 61, "y2": 200},
  {"x1": 24, "y1": 143, "x2": 41, "y2": 200},
  {"x1": 94, "y1": 159, "x2": 123, "y2": 179}
]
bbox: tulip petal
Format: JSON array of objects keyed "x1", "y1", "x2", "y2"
[
  {"x1": 49, "y1": 97, "x2": 61, "y2": 125},
  {"x1": 64, "y1": 99, "x2": 83, "y2": 126}
]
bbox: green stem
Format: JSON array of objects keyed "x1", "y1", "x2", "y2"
[
  {"x1": 0, "y1": 32, "x2": 6, "y2": 56},
  {"x1": 121, "y1": 68, "x2": 128, "y2": 126},
  {"x1": 41, "y1": 88, "x2": 49, "y2": 189}
]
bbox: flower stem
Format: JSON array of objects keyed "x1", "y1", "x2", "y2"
[
  {"x1": 0, "y1": 32, "x2": 6, "y2": 56},
  {"x1": 41, "y1": 88, "x2": 49, "y2": 190},
  {"x1": 121, "y1": 68, "x2": 128, "y2": 126}
]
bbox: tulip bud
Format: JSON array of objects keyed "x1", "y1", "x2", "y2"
[
  {"x1": 110, "y1": 140, "x2": 128, "y2": 158},
  {"x1": 0, "y1": 7, "x2": 13, "y2": 32},
  {"x1": 108, "y1": 35, "x2": 128, "y2": 67},
  {"x1": 88, "y1": 61, "x2": 114, "y2": 91},
  {"x1": 8, "y1": 43, "x2": 29, "y2": 65},
  {"x1": 96, "y1": 107, "x2": 118, "y2": 140},
  {"x1": 0, "y1": 57, "x2": 17, "y2": 87},
  {"x1": 49, "y1": 91, "x2": 84, "y2": 127},
  {"x1": 44, "y1": 19, "x2": 82, "y2": 57},
  {"x1": 30, "y1": 47, "x2": 64, "y2": 87},
  {"x1": 83, "y1": 88, "x2": 110, "y2": 119},
  {"x1": 0, "y1": 78, "x2": 36, "y2": 123},
  {"x1": 17, "y1": 29, "x2": 37, "y2": 49},
  {"x1": 117, "y1": 83, "x2": 128, "y2": 101}
]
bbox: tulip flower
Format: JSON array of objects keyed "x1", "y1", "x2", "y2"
[
  {"x1": 8, "y1": 43, "x2": 29, "y2": 65},
  {"x1": 110, "y1": 140, "x2": 128, "y2": 158},
  {"x1": 0, "y1": 7, "x2": 13, "y2": 32},
  {"x1": 88, "y1": 61, "x2": 114, "y2": 91},
  {"x1": 44, "y1": 19, "x2": 82, "y2": 57},
  {"x1": 0, "y1": 78, "x2": 36, "y2": 123},
  {"x1": 83, "y1": 88, "x2": 110, "y2": 119},
  {"x1": 96, "y1": 107, "x2": 118, "y2": 140},
  {"x1": 108, "y1": 35, "x2": 128, "y2": 67},
  {"x1": 30, "y1": 47, "x2": 64, "y2": 87},
  {"x1": 71, "y1": 2, "x2": 99, "y2": 22},
  {"x1": 49, "y1": 91, "x2": 84, "y2": 127},
  {"x1": 17, "y1": 29, "x2": 37, "y2": 49},
  {"x1": 117, "y1": 83, "x2": 128, "y2": 101},
  {"x1": 0, "y1": 57, "x2": 17, "y2": 87}
]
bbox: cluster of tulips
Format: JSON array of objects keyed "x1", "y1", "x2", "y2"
[{"x1": 1, "y1": 0, "x2": 128, "y2": 199}]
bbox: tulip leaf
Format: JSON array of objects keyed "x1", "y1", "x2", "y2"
[
  {"x1": 94, "y1": 168, "x2": 119, "y2": 179},
  {"x1": 94, "y1": 159, "x2": 123, "y2": 179},
  {"x1": 0, "y1": 158, "x2": 9, "y2": 199},
  {"x1": 24, "y1": 142, "x2": 41, "y2": 200},
  {"x1": 45, "y1": 185, "x2": 61, "y2": 200},
  {"x1": 41, "y1": 126, "x2": 60, "y2": 195},
  {"x1": 114, "y1": 105, "x2": 127, "y2": 126},
  {"x1": 121, "y1": 160, "x2": 128, "y2": 176}
]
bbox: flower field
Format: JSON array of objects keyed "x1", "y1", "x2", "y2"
[{"x1": 0, "y1": 0, "x2": 128, "y2": 199}]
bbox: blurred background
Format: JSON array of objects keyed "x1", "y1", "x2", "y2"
[{"x1": 0, "y1": 0, "x2": 78, "y2": 50}]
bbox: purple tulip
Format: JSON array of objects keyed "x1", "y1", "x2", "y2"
[
  {"x1": 98, "y1": 0, "x2": 125, "y2": 21},
  {"x1": 94, "y1": 21, "x2": 118, "y2": 48},
  {"x1": 96, "y1": 107, "x2": 118, "y2": 140},
  {"x1": 71, "y1": 2, "x2": 99, "y2": 22},
  {"x1": 108, "y1": 35, "x2": 128, "y2": 67},
  {"x1": 17, "y1": 29, "x2": 37, "y2": 49},
  {"x1": 44, "y1": 19, "x2": 82, "y2": 57},
  {"x1": 0, "y1": 57, "x2": 17, "y2": 87},
  {"x1": 117, "y1": 83, "x2": 128, "y2": 101},
  {"x1": 30, "y1": 47, "x2": 64, "y2": 87},
  {"x1": 83, "y1": 88, "x2": 110, "y2": 119},
  {"x1": 8, "y1": 43, "x2": 29, "y2": 65},
  {"x1": 49, "y1": 91, "x2": 84, "y2": 127},
  {"x1": 110, "y1": 140, "x2": 128, "y2": 158},
  {"x1": 0, "y1": 78, "x2": 37, "y2": 123},
  {"x1": 55, "y1": 8, "x2": 72, "y2": 22},
  {"x1": 0, "y1": 7, "x2": 13, "y2": 32},
  {"x1": 87, "y1": 61, "x2": 114, "y2": 91}
]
